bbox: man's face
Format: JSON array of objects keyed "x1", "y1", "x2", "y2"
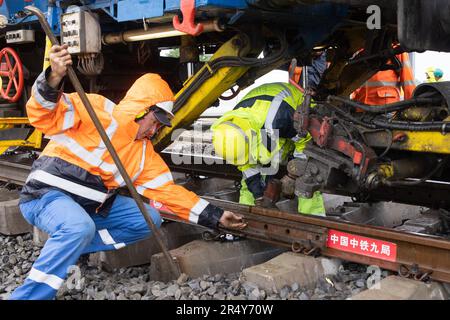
[{"x1": 136, "y1": 111, "x2": 164, "y2": 140}]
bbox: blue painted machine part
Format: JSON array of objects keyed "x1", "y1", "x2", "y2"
[
  {"x1": 1, "y1": 0, "x2": 248, "y2": 24},
  {"x1": 0, "y1": 0, "x2": 347, "y2": 47},
  {"x1": 165, "y1": 0, "x2": 248, "y2": 11}
]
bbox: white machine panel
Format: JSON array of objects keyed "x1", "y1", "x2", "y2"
[
  {"x1": 61, "y1": 10, "x2": 101, "y2": 54},
  {"x1": 5, "y1": 30, "x2": 35, "y2": 44}
]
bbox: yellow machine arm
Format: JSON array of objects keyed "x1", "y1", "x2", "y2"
[{"x1": 152, "y1": 33, "x2": 252, "y2": 150}]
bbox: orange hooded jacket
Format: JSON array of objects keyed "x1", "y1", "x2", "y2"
[
  {"x1": 352, "y1": 52, "x2": 416, "y2": 105},
  {"x1": 21, "y1": 70, "x2": 223, "y2": 228}
]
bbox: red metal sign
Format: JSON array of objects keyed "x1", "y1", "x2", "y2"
[{"x1": 327, "y1": 229, "x2": 397, "y2": 262}]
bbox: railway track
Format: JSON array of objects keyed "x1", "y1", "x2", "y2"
[{"x1": 1, "y1": 154, "x2": 450, "y2": 284}]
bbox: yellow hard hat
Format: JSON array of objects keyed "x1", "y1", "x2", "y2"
[
  {"x1": 212, "y1": 121, "x2": 249, "y2": 165},
  {"x1": 425, "y1": 67, "x2": 436, "y2": 82}
]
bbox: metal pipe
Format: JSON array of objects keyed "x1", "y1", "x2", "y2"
[
  {"x1": 302, "y1": 65, "x2": 308, "y2": 90},
  {"x1": 102, "y1": 19, "x2": 223, "y2": 45},
  {"x1": 25, "y1": 6, "x2": 181, "y2": 279},
  {"x1": 187, "y1": 62, "x2": 194, "y2": 78}
]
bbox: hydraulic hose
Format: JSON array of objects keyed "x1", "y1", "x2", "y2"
[
  {"x1": 173, "y1": 31, "x2": 288, "y2": 113},
  {"x1": 372, "y1": 119, "x2": 450, "y2": 132},
  {"x1": 328, "y1": 95, "x2": 443, "y2": 114},
  {"x1": 327, "y1": 99, "x2": 450, "y2": 132}
]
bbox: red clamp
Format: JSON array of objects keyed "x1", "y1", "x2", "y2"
[{"x1": 173, "y1": 0, "x2": 204, "y2": 36}]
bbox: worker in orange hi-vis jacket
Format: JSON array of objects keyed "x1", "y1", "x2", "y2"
[
  {"x1": 10, "y1": 44, "x2": 246, "y2": 300},
  {"x1": 352, "y1": 52, "x2": 416, "y2": 105}
]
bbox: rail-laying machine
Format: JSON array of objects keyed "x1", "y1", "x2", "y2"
[{"x1": 2, "y1": 0, "x2": 450, "y2": 214}]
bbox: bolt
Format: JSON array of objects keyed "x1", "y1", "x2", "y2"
[{"x1": 232, "y1": 38, "x2": 243, "y2": 48}]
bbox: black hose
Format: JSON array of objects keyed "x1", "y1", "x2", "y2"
[
  {"x1": 327, "y1": 100, "x2": 450, "y2": 132},
  {"x1": 372, "y1": 119, "x2": 450, "y2": 132},
  {"x1": 173, "y1": 31, "x2": 288, "y2": 113},
  {"x1": 375, "y1": 129, "x2": 393, "y2": 159},
  {"x1": 328, "y1": 95, "x2": 442, "y2": 114},
  {"x1": 326, "y1": 103, "x2": 377, "y2": 129}
]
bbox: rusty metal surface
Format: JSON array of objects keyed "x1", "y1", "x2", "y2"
[
  {"x1": 205, "y1": 197, "x2": 450, "y2": 284},
  {"x1": 1, "y1": 156, "x2": 450, "y2": 283},
  {"x1": 0, "y1": 159, "x2": 32, "y2": 185}
]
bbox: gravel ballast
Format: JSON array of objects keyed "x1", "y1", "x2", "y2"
[{"x1": 0, "y1": 233, "x2": 391, "y2": 300}]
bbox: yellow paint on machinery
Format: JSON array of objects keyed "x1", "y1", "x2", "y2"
[
  {"x1": 0, "y1": 118, "x2": 42, "y2": 155},
  {"x1": 0, "y1": 36, "x2": 50, "y2": 155},
  {"x1": 365, "y1": 129, "x2": 450, "y2": 154},
  {"x1": 0, "y1": 117, "x2": 31, "y2": 125},
  {"x1": 152, "y1": 34, "x2": 252, "y2": 150},
  {"x1": 400, "y1": 131, "x2": 450, "y2": 153},
  {"x1": 377, "y1": 164, "x2": 394, "y2": 179}
]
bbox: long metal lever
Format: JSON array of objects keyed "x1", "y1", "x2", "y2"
[{"x1": 25, "y1": 5, "x2": 181, "y2": 279}]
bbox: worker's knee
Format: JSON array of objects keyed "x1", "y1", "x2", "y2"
[{"x1": 63, "y1": 218, "x2": 96, "y2": 245}]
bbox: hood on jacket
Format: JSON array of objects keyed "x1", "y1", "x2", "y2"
[{"x1": 115, "y1": 73, "x2": 174, "y2": 119}]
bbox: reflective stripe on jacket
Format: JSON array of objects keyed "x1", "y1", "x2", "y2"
[
  {"x1": 22, "y1": 69, "x2": 223, "y2": 228},
  {"x1": 352, "y1": 52, "x2": 417, "y2": 105}
]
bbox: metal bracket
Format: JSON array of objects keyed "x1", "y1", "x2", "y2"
[
  {"x1": 398, "y1": 264, "x2": 432, "y2": 282},
  {"x1": 173, "y1": 0, "x2": 204, "y2": 36}
]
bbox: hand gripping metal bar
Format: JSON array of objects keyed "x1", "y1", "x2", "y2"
[{"x1": 25, "y1": 6, "x2": 181, "y2": 279}]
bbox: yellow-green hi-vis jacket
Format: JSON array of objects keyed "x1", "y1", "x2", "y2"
[{"x1": 212, "y1": 82, "x2": 325, "y2": 216}]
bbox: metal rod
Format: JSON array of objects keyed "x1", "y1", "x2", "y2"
[
  {"x1": 25, "y1": 6, "x2": 181, "y2": 278},
  {"x1": 102, "y1": 19, "x2": 223, "y2": 45}
]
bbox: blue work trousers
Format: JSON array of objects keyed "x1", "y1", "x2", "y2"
[{"x1": 10, "y1": 190, "x2": 161, "y2": 300}]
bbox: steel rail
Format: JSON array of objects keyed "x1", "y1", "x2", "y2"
[
  {"x1": 1, "y1": 156, "x2": 450, "y2": 283},
  {"x1": 202, "y1": 198, "x2": 450, "y2": 284}
]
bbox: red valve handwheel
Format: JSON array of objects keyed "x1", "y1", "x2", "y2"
[{"x1": 0, "y1": 47, "x2": 24, "y2": 103}]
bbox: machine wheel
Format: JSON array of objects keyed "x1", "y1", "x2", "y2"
[{"x1": 0, "y1": 47, "x2": 24, "y2": 103}]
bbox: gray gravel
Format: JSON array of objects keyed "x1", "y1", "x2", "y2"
[{"x1": 0, "y1": 233, "x2": 391, "y2": 300}]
